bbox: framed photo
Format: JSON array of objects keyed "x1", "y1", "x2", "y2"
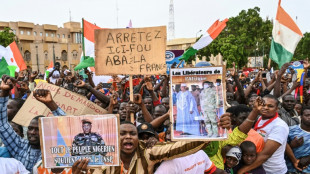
[
  {"x1": 170, "y1": 66, "x2": 227, "y2": 141},
  {"x1": 39, "y1": 114, "x2": 120, "y2": 168}
]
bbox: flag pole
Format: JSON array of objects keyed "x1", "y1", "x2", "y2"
[{"x1": 82, "y1": 18, "x2": 86, "y2": 59}]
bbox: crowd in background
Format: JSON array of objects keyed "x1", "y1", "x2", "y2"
[{"x1": 0, "y1": 60, "x2": 309, "y2": 174}]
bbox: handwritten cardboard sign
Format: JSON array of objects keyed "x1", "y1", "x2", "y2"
[
  {"x1": 94, "y1": 26, "x2": 167, "y2": 75},
  {"x1": 13, "y1": 82, "x2": 108, "y2": 127},
  {"x1": 39, "y1": 114, "x2": 120, "y2": 168}
]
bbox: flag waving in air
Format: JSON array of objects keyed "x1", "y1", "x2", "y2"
[
  {"x1": 0, "y1": 41, "x2": 27, "y2": 77},
  {"x1": 179, "y1": 18, "x2": 228, "y2": 62},
  {"x1": 270, "y1": 0, "x2": 303, "y2": 68},
  {"x1": 74, "y1": 19, "x2": 101, "y2": 71}
]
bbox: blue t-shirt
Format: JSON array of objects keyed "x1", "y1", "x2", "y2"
[{"x1": 287, "y1": 125, "x2": 310, "y2": 173}]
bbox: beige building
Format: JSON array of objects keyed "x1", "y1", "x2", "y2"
[
  {"x1": 166, "y1": 37, "x2": 225, "y2": 66},
  {"x1": 0, "y1": 21, "x2": 83, "y2": 72}
]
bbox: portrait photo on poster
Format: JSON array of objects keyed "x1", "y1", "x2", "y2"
[
  {"x1": 170, "y1": 66, "x2": 227, "y2": 141},
  {"x1": 39, "y1": 114, "x2": 120, "y2": 168}
]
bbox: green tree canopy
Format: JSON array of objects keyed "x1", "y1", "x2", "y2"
[
  {"x1": 0, "y1": 27, "x2": 16, "y2": 47},
  {"x1": 293, "y1": 32, "x2": 310, "y2": 61},
  {"x1": 195, "y1": 7, "x2": 273, "y2": 68}
]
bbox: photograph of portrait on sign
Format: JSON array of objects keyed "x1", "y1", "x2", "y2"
[
  {"x1": 39, "y1": 114, "x2": 119, "y2": 168},
  {"x1": 170, "y1": 66, "x2": 227, "y2": 141}
]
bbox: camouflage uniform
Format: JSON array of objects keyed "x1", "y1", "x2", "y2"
[
  {"x1": 200, "y1": 87, "x2": 218, "y2": 137},
  {"x1": 72, "y1": 133, "x2": 106, "y2": 156}
]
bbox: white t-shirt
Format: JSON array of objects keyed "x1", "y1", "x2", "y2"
[
  {"x1": 154, "y1": 150, "x2": 214, "y2": 174},
  {"x1": 0, "y1": 157, "x2": 29, "y2": 174},
  {"x1": 255, "y1": 117, "x2": 289, "y2": 174}
]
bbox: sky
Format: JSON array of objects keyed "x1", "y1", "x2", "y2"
[{"x1": 1, "y1": 0, "x2": 309, "y2": 38}]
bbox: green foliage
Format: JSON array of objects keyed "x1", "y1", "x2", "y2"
[
  {"x1": 293, "y1": 32, "x2": 310, "y2": 60},
  {"x1": 0, "y1": 27, "x2": 16, "y2": 47},
  {"x1": 196, "y1": 7, "x2": 273, "y2": 68}
]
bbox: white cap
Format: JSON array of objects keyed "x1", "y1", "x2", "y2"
[
  {"x1": 181, "y1": 83, "x2": 187, "y2": 87},
  {"x1": 226, "y1": 146, "x2": 242, "y2": 165}
]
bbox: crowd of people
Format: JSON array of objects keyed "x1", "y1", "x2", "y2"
[{"x1": 0, "y1": 60, "x2": 309, "y2": 174}]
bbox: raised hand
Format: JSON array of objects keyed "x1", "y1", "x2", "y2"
[
  {"x1": 74, "y1": 80, "x2": 86, "y2": 88},
  {"x1": 304, "y1": 58, "x2": 310, "y2": 69},
  {"x1": 279, "y1": 62, "x2": 291, "y2": 75},
  {"x1": 0, "y1": 75, "x2": 16, "y2": 97},
  {"x1": 33, "y1": 89, "x2": 53, "y2": 104},
  {"x1": 133, "y1": 94, "x2": 142, "y2": 105},
  {"x1": 72, "y1": 159, "x2": 89, "y2": 174},
  {"x1": 30, "y1": 71, "x2": 38, "y2": 82},
  {"x1": 144, "y1": 82, "x2": 154, "y2": 91},
  {"x1": 253, "y1": 96, "x2": 264, "y2": 112},
  {"x1": 219, "y1": 113, "x2": 231, "y2": 130}
]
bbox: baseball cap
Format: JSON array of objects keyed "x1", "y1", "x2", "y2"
[
  {"x1": 226, "y1": 146, "x2": 242, "y2": 165},
  {"x1": 137, "y1": 122, "x2": 155, "y2": 136}
]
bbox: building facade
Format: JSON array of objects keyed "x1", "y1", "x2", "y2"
[{"x1": 0, "y1": 21, "x2": 83, "y2": 72}]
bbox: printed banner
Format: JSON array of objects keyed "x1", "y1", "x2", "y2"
[
  {"x1": 39, "y1": 114, "x2": 120, "y2": 168},
  {"x1": 166, "y1": 50, "x2": 184, "y2": 74},
  {"x1": 170, "y1": 66, "x2": 227, "y2": 141}
]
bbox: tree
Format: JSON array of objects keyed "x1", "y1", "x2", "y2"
[
  {"x1": 196, "y1": 7, "x2": 273, "y2": 68},
  {"x1": 0, "y1": 27, "x2": 17, "y2": 47},
  {"x1": 293, "y1": 32, "x2": 310, "y2": 60}
]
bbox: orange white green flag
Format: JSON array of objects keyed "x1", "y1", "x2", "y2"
[
  {"x1": 74, "y1": 19, "x2": 100, "y2": 70},
  {"x1": 0, "y1": 41, "x2": 27, "y2": 77},
  {"x1": 270, "y1": 0, "x2": 303, "y2": 68},
  {"x1": 179, "y1": 18, "x2": 228, "y2": 62}
]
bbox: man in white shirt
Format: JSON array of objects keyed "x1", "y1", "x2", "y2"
[
  {"x1": 155, "y1": 150, "x2": 226, "y2": 174},
  {"x1": 237, "y1": 95, "x2": 289, "y2": 174}
]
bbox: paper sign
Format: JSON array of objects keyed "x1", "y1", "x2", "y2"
[
  {"x1": 39, "y1": 114, "x2": 120, "y2": 168},
  {"x1": 94, "y1": 26, "x2": 167, "y2": 75},
  {"x1": 13, "y1": 82, "x2": 108, "y2": 127},
  {"x1": 170, "y1": 66, "x2": 227, "y2": 141}
]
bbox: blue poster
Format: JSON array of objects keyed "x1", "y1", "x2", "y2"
[{"x1": 166, "y1": 50, "x2": 184, "y2": 74}]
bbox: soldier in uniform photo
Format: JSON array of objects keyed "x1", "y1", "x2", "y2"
[
  {"x1": 71, "y1": 119, "x2": 106, "y2": 156},
  {"x1": 200, "y1": 81, "x2": 219, "y2": 137}
]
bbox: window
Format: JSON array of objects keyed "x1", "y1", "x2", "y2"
[
  {"x1": 27, "y1": 31, "x2": 30, "y2": 35},
  {"x1": 40, "y1": 32, "x2": 43, "y2": 36},
  {"x1": 24, "y1": 51, "x2": 31, "y2": 62},
  {"x1": 20, "y1": 30, "x2": 24, "y2": 35},
  {"x1": 72, "y1": 50, "x2": 78, "y2": 59},
  {"x1": 44, "y1": 51, "x2": 48, "y2": 59},
  {"x1": 75, "y1": 33, "x2": 82, "y2": 43},
  {"x1": 46, "y1": 33, "x2": 48, "y2": 37},
  {"x1": 68, "y1": 34, "x2": 70, "y2": 38},
  {"x1": 57, "y1": 34, "x2": 60, "y2": 38},
  {"x1": 61, "y1": 50, "x2": 67, "y2": 61},
  {"x1": 51, "y1": 33, "x2": 54, "y2": 37},
  {"x1": 62, "y1": 34, "x2": 65, "y2": 38},
  {"x1": 34, "y1": 31, "x2": 37, "y2": 36}
]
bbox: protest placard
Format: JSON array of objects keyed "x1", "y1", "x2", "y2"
[
  {"x1": 170, "y1": 66, "x2": 227, "y2": 141},
  {"x1": 94, "y1": 26, "x2": 167, "y2": 75},
  {"x1": 39, "y1": 114, "x2": 120, "y2": 168},
  {"x1": 13, "y1": 82, "x2": 108, "y2": 127}
]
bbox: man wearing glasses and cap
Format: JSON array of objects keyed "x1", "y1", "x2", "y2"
[
  {"x1": 71, "y1": 119, "x2": 106, "y2": 156},
  {"x1": 176, "y1": 83, "x2": 200, "y2": 135}
]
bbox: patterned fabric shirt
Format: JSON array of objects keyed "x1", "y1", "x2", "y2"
[
  {"x1": 0, "y1": 96, "x2": 66, "y2": 171},
  {"x1": 287, "y1": 125, "x2": 310, "y2": 173}
]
